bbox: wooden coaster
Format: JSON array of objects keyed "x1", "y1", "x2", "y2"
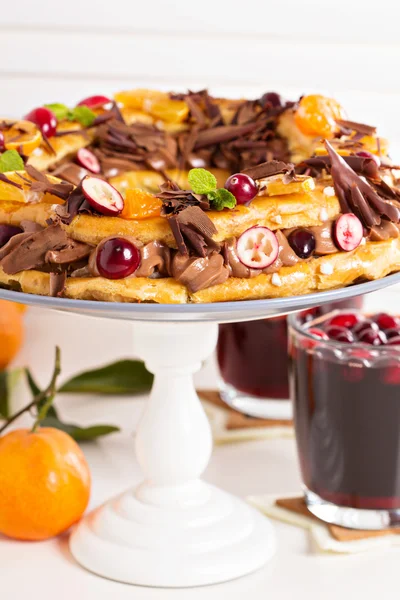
[
  {"x1": 276, "y1": 496, "x2": 400, "y2": 541},
  {"x1": 198, "y1": 389, "x2": 293, "y2": 431}
]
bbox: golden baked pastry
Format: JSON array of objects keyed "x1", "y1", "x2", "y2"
[{"x1": 0, "y1": 89, "x2": 399, "y2": 304}]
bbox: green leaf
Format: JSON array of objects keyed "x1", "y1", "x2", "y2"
[
  {"x1": 69, "y1": 106, "x2": 96, "y2": 127},
  {"x1": 0, "y1": 150, "x2": 25, "y2": 173},
  {"x1": 59, "y1": 359, "x2": 153, "y2": 395},
  {"x1": 208, "y1": 188, "x2": 237, "y2": 211},
  {"x1": 40, "y1": 416, "x2": 119, "y2": 442},
  {"x1": 25, "y1": 367, "x2": 58, "y2": 418},
  {"x1": 0, "y1": 368, "x2": 23, "y2": 418},
  {"x1": 44, "y1": 103, "x2": 70, "y2": 121},
  {"x1": 188, "y1": 168, "x2": 217, "y2": 195}
]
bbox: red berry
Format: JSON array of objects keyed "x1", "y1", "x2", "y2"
[
  {"x1": 385, "y1": 328, "x2": 400, "y2": 340},
  {"x1": 0, "y1": 131, "x2": 5, "y2": 151},
  {"x1": 387, "y1": 336, "x2": 400, "y2": 346},
  {"x1": 325, "y1": 325, "x2": 354, "y2": 343},
  {"x1": 81, "y1": 176, "x2": 124, "y2": 216},
  {"x1": 0, "y1": 224, "x2": 23, "y2": 248},
  {"x1": 236, "y1": 226, "x2": 279, "y2": 269},
  {"x1": 24, "y1": 107, "x2": 57, "y2": 137},
  {"x1": 288, "y1": 229, "x2": 316, "y2": 259},
  {"x1": 225, "y1": 173, "x2": 258, "y2": 205},
  {"x1": 353, "y1": 319, "x2": 378, "y2": 338},
  {"x1": 77, "y1": 95, "x2": 111, "y2": 108},
  {"x1": 96, "y1": 237, "x2": 140, "y2": 279},
  {"x1": 308, "y1": 327, "x2": 329, "y2": 340},
  {"x1": 260, "y1": 92, "x2": 282, "y2": 108},
  {"x1": 356, "y1": 151, "x2": 381, "y2": 167},
  {"x1": 334, "y1": 213, "x2": 363, "y2": 252},
  {"x1": 373, "y1": 312, "x2": 399, "y2": 331},
  {"x1": 76, "y1": 148, "x2": 101, "y2": 174},
  {"x1": 328, "y1": 312, "x2": 360, "y2": 329},
  {"x1": 359, "y1": 328, "x2": 387, "y2": 345}
]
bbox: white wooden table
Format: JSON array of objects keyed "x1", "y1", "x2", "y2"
[{"x1": 1, "y1": 286, "x2": 399, "y2": 599}]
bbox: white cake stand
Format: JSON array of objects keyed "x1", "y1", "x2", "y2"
[{"x1": 1, "y1": 273, "x2": 399, "y2": 587}]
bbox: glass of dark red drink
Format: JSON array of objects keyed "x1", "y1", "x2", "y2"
[
  {"x1": 217, "y1": 297, "x2": 363, "y2": 419},
  {"x1": 288, "y1": 309, "x2": 400, "y2": 530}
]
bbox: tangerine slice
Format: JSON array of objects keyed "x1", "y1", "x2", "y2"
[
  {"x1": 121, "y1": 188, "x2": 162, "y2": 219},
  {"x1": 114, "y1": 89, "x2": 189, "y2": 124},
  {"x1": 2, "y1": 120, "x2": 43, "y2": 155},
  {"x1": 294, "y1": 94, "x2": 345, "y2": 138},
  {"x1": 0, "y1": 171, "x2": 65, "y2": 204}
]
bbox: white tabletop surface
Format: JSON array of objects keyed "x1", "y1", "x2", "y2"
[{"x1": 2, "y1": 287, "x2": 400, "y2": 599}]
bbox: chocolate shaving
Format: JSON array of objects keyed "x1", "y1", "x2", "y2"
[
  {"x1": 49, "y1": 271, "x2": 66, "y2": 297},
  {"x1": 336, "y1": 119, "x2": 377, "y2": 137},
  {"x1": 242, "y1": 159, "x2": 295, "y2": 181},
  {"x1": 325, "y1": 141, "x2": 400, "y2": 228},
  {"x1": 157, "y1": 180, "x2": 210, "y2": 215},
  {"x1": 55, "y1": 183, "x2": 94, "y2": 225},
  {"x1": 298, "y1": 154, "x2": 380, "y2": 179},
  {"x1": 0, "y1": 172, "x2": 23, "y2": 189},
  {"x1": 24, "y1": 164, "x2": 74, "y2": 200},
  {"x1": 169, "y1": 206, "x2": 218, "y2": 257}
]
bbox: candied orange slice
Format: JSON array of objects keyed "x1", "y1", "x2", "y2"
[
  {"x1": 0, "y1": 171, "x2": 64, "y2": 204},
  {"x1": 294, "y1": 94, "x2": 345, "y2": 138},
  {"x1": 263, "y1": 175, "x2": 315, "y2": 196},
  {"x1": 110, "y1": 168, "x2": 230, "y2": 195},
  {"x1": 360, "y1": 135, "x2": 389, "y2": 157},
  {"x1": 2, "y1": 120, "x2": 42, "y2": 155},
  {"x1": 114, "y1": 89, "x2": 189, "y2": 124},
  {"x1": 121, "y1": 188, "x2": 162, "y2": 219}
]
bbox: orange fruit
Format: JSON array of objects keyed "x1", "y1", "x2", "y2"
[
  {"x1": 0, "y1": 427, "x2": 91, "y2": 540},
  {"x1": 294, "y1": 94, "x2": 345, "y2": 138},
  {"x1": 2, "y1": 120, "x2": 42, "y2": 155},
  {"x1": 0, "y1": 300, "x2": 23, "y2": 369},
  {"x1": 115, "y1": 89, "x2": 189, "y2": 123},
  {"x1": 0, "y1": 171, "x2": 65, "y2": 204},
  {"x1": 121, "y1": 188, "x2": 162, "y2": 219}
]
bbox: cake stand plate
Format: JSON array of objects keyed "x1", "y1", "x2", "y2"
[{"x1": 1, "y1": 273, "x2": 399, "y2": 587}]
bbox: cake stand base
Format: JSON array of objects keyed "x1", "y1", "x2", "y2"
[
  {"x1": 70, "y1": 480, "x2": 275, "y2": 587},
  {"x1": 69, "y1": 321, "x2": 276, "y2": 587}
]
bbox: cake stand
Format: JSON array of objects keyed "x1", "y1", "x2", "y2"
[{"x1": 1, "y1": 273, "x2": 399, "y2": 587}]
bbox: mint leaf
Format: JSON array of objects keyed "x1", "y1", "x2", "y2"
[
  {"x1": 0, "y1": 150, "x2": 25, "y2": 173},
  {"x1": 69, "y1": 106, "x2": 96, "y2": 127},
  {"x1": 44, "y1": 103, "x2": 69, "y2": 121},
  {"x1": 188, "y1": 168, "x2": 217, "y2": 194},
  {"x1": 208, "y1": 188, "x2": 236, "y2": 211}
]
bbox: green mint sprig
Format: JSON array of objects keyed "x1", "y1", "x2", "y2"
[
  {"x1": 0, "y1": 149, "x2": 25, "y2": 173},
  {"x1": 188, "y1": 168, "x2": 236, "y2": 211},
  {"x1": 45, "y1": 103, "x2": 96, "y2": 127}
]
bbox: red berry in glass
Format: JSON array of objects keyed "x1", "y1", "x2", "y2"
[
  {"x1": 385, "y1": 328, "x2": 400, "y2": 340},
  {"x1": 325, "y1": 325, "x2": 354, "y2": 343},
  {"x1": 308, "y1": 328, "x2": 329, "y2": 340},
  {"x1": 328, "y1": 312, "x2": 360, "y2": 329},
  {"x1": 24, "y1": 107, "x2": 57, "y2": 138},
  {"x1": 373, "y1": 313, "x2": 399, "y2": 331},
  {"x1": 96, "y1": 238, "x2": 140, "y2": 279},
  {"x1": 353, "y1": 319, "x2": 378, "y2": 338},
  {"x1": 288, "y1": 229, "x2": 316, "y2": 259},
  {"x1": 224, "y1": 173, "x2": 258, "y2": 205},
  {"x1": 358, "y1": 328, "x2": 387, "y2": 346},
  {"x1": 388, "y1": 336, "x2": 400, "y2": 345}
]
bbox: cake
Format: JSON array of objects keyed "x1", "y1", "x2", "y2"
[{"x1": 0, "y1": 89, "x2": 399, "y2": 304}]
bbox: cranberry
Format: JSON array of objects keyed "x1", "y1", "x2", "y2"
[
  {"x1": 387, "y1": 336, "x2": 400, "y2": 345},
  {"x1": 325, "y1": 325, "x2": 354, "y2": 343},
  {"x1": 359, "y1": 329, "x2": 387, "y2": 346},
  {"x1": 77, "y1": 95, "x2": 111, "y2": 108},
  {"x1": 76, "y1": 148, "x2": 101, "y2": 174},
  {"x1": 356, "y1": 151, "x2": 381, "y2": 167},
  {"x1": 353, "y1": 319, "x2": 379, "y2": 338},
  {"x1": 260, "y1": 92, "x2": 282, "y2": 108},
  {"x1": 0, "y1": 224, "x2": 23, "y2": 248},
  {"x1": 373, "y1": 313, "x2": 399, "y2": 331},
  {"x1": 385, "y1": 328, "x2": 400, "y2": 340},
  {"x1": 288, "y1": 229, "x2": 316, "y2": 259},
  {"x1": 24, "y1": 107, "x2": 57, "y2": 137},
  {"x1": 96, "y1": 238, "x2": 140, "y2": 279},
  {"x1": 0, "y1": 131, "x2": 4, "y2": 151},
  {"x1": 81, "y1": 176, "x2": 124, "y2": 216},
  {"x1": 224, "y1": 173, "x2": 258, "y2": 205},
  {"x1": 328, "y1": 313, "x2": 360, "y2": 329},
  {"x1": 308, "y1": 327, "x2": 329, "y2": 340},
  {"x1": 334, "y1": 213, "x2": 363, "y2": 252}
]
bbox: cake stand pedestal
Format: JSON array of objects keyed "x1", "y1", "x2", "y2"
[
  {"x1": 70, "y1": 321, "x2": 275, "y2": 586},
  {"x1": 1, "y1": 274, "x2": 399, "y2": 587}
]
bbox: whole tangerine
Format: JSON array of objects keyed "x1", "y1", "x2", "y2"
[
  {"x1": 0, "y1": 427, "x2": 91, "y2": 540},
  {"x1": 0, "y1": 300, "x2": 24, "y2": 369}
]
